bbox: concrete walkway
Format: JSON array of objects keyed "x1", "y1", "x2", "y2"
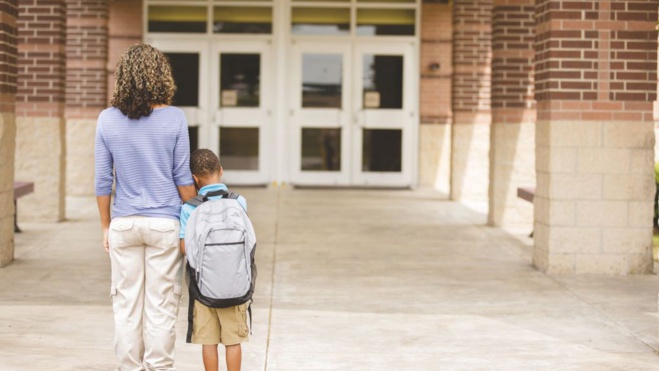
[{"x1": 1, "y1": 188, "x2": 659, "y2": 370}]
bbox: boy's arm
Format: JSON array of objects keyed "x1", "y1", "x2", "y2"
[{"x1": 179, "y1": 203, "x2": 192, "y2": 255}]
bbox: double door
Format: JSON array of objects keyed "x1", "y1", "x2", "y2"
[
  {"x1": 290, "y1": 41, "x2": 416, "y2": 187},
  {"x1": 148, "y1": 38, "x2": 416, "y2": 187},
  {"x1": 150, "y1": 39, "x2": 272, "y2": 185}
]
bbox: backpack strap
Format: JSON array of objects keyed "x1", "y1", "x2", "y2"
[
  {"x1": 184, "y1": 190, "x2": 240, "y2": 206},
  {"x1": 184, "y1": 194, "x2": 205, "y2": 207}
]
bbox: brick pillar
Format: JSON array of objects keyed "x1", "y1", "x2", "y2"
[
  {"x1": 534, "y1": 0, "x2": 657, "y2": 275},
  {"x1": 419, "y1": 1, "x2": 452, "y2": 194},
  {"x1": 489, "y1": 1, "x2": 536, "y2": 228},
  {"x1": 15, "y1": 0, "x2": 66, "y2": 222},
  {"x1": 0, "y1": 0, "x2": 18, "y2": 267},
  {"x1": 65, "y1": 0, "x2": 107, "y2": 196},
  {"x1": 107, "y1": 0, "x2": 141, "y2": 105},
  {"x1": 451, "y1": 0, "x2": 492, "y2": 202}
]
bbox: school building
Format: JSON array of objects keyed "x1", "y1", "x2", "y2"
[{"x1": 0, "y1": 0, "x2": 658, "y2": 275}]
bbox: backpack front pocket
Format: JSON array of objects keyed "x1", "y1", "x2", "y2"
[{"x1": 198, "y1": 228, "x2": 251, "y2": 300}]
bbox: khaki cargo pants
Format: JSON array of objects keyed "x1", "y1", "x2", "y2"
[{"x1": 109, "y1": 216, "x2": 184, "y2": 371}]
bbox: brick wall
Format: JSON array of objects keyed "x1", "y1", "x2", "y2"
[
  {"x1": 107, "y1": 0, "x2": 142, "y2": 104},
  {"x1": 420, "y1": 1, "x2": 452, "y2": 125},
  {"x1": 0, "y1": 0, "x2": 17, "y2": 112},
  {"x1": 535, "y1": 0, "x2": 657, "y2": 122},
  {"x1": 0, "y1": 0, "x2": 17, "y2": 267},
  {"x1": 452, "y1": 0, "x2": 492, "y2": 120},
  {"x1": 492, "y1": 1, "x2": 535, "y2": 118},
  {"x1": 16, "y1": 0, "x2": 66, "y2": 117},
  {"x1": 65, "y1": 0, "x2": 107, "y2": 119}
]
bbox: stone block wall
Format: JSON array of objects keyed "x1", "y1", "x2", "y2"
[{"x1": 534, "y1": 0, "x2": 657, "y2": 275}]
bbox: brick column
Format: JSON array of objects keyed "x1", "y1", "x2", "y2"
[
  {"x1": 65, "y1": 0, "x2": 107, "y2": 196},
  {"x1": 451, "y1": 0, "x2": 492, "y2": 202},
  {"x1": 15, "y1": 0, "x2": 66, "y2": 222},
  {"x1": 489, "y1": 1, "x2": 536, "y2": 228},
  {"x1": 534, "y1": 0, "x2": 657, "y2": 275},
  {"x1": 107, "y1": 0, "x2": 141, "y2": 104},
  {"x1": 418, "y1": 1, "x2": 452, "y2": 194},
  {"x1": 0, "y1": 0, "x2": 18, "y2": 267}
]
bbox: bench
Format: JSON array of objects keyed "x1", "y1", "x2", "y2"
[
  {"x1": 517, "y1": 187, "x2": 535, "y2": 203},
  {"x1": 517, "y1": 187, "x2": 535, "y2": 237},
  {"x1": 14, "y1": 181, "x2": 34, "y2": 233}
]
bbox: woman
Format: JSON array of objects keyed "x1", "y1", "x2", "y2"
[{"x1": 95, "y1": 44, "x2": 196, "y2": 370}]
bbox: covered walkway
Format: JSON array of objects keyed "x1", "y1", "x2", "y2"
[{"x1": 1, "y1": 188, "x2": 659, "y2": 370}]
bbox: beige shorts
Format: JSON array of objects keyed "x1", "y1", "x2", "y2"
[{"x1": 191, "y1": 301, "x2": 249, "y2": 346}]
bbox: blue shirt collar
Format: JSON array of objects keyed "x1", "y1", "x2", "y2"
[{"x1": 198, "y1": 183, "x2": 228, "y2": 195}]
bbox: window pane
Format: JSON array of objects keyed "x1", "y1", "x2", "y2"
[
  {"x1": 301, "y1": 128, "x2": 341, "y2": 171},
  {"x1": 220, "y1": 54, "x2": 260, "y2": 108},
  {"x1": 356, "y1": 9, "x2": 415, "y2": 36},
  {"x1": 292, "y1": 8, "x2": 350, "y2": 35},
  {"x1": 214, "y1": 7, "x2": 272, "y2": 34},
  {"x1": 148, "y1": 6, "x2": 207, "y2": 33},
  {"x1": 362, "y1": 129, "x2": 402, "y2": 172},
  {"x1": 363, "y1": 55, "x2": 403, "y2": 109},
  {"x1": 188, "y1": 126, "x2": 199, "y2": 154},
  {"x1": 166, "y1": 53, "x2": 199, "y2": 107},
  {"x1": 220, "y1": 128, "x2": 259, "y2": 171},
  {"x1": 303, "y1": 54, "x2": 342, "y2": 108}
]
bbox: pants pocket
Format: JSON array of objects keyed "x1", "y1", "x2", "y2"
[
  {"x1": 148, "y1": 219, "x2": 178, "y2": 248},
  {"x1": 109, "y1": 218, "x2": 136, "y2": 249}
]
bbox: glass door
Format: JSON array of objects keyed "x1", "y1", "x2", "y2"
[
  {"x1": 290, "y1": 41, "x2": 352, "y2": 186},
  {"x1": 149, "y1": 40, "x2": 209, "y2": 153},
  {"x1": 352, "y1": 42, "x2": 415, "y2": 187},
  {"x1": 211, "y1": 41, "x2": 272, "y2": 185}
]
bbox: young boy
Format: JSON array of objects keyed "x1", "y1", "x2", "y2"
[{"x1": 180, "y1": 149, "x2": 249, "y2": 371}]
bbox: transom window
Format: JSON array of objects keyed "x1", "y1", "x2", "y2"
[
  {"x1": 146, "y1": 0, "x2": 417, "y2": 37},
  {"x1": 147, "y1": 0, "x2": 274, "y2": 35}
]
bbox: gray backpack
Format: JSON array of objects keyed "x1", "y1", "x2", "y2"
[{"x1": 183, "y1": 190, "x2": 257, "y2": 343}]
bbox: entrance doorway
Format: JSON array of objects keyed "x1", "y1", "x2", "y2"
[
  {"x1": 290, "y1": 41, "x2": 416, "y2": 187},
  {"x1": 144, "y1": 0, "x2": 419, "y2": 187},
  {"x1": 150, "y1": 39, "x2": 273, "y2": 185}
]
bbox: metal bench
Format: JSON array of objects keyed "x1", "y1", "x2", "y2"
[{"x1": 14, "y1": 181, "x2": 34, "y2": 233}]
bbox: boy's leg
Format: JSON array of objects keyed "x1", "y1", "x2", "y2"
[
  {"x1": 225, "y1": 344, "x2": 242, "y2": 371},
  {"x1": 218, "y1": 304, "x2": 249, "y2": 371},
  {"x1": 202, "y1": 345, "x2": 219, "y2": 371},
  {"x1": 108, "y1": 217, "x2": 147, "y2": 370},
  {"x1": 143, "y1": 218, "x2": 184, "y2": 370}
]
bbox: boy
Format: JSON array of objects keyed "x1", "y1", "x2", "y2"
[{"x1": 180, "y1": 149, "x2": 249, "y2": 371}]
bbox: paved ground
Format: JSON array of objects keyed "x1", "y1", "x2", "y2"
[{"x1": 1, "y1": 188, "x2": 659, "y2": 370}]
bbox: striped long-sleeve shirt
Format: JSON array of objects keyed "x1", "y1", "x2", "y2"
[{"x1": 94, "y1": 106, "x2": 194, "y2": 220}]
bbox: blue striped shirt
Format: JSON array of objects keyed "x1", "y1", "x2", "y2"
[{"x1": 94, "y1": 106, "x2": 194, "y2": 220}]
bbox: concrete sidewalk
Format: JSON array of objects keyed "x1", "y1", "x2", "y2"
[{"x1": 1, "y1": 188, "x2": 659, "y2": 370}]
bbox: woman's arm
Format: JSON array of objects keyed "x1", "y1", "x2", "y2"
[
  {"x1": 96, "y1": 195, "x2": 111, "y2": 252},
  {"x1": 178, "y1": 184, "x2": 196, "y2": 203}
]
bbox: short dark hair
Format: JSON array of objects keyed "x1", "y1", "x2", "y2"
[{"x1": 190, "y1": 149, "x2": 222, "y2": 177}]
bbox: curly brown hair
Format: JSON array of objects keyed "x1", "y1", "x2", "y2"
[
  {"x1": 191, "y1": 149, "x2": 222, "y2": 178},
  {"x1": 111, "y1": 44, "x2": 176, "y2": 119}
]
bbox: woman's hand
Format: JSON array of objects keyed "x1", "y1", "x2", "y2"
[{"x1": 103, "y1": 228, "x2": 110, "y2": 253}]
